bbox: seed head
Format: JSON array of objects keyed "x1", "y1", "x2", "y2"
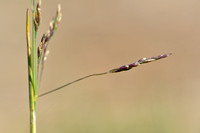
[{"x1": 109, "y1": 53, "x2": 172, "y2": 73}]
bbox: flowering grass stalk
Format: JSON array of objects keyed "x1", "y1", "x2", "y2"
[
  {"x1": 26, "y1": 0, "x2": 171, "y2": 132},
  {"x1": 26, "y1": 0, "x2": 62, "y2": 132}
]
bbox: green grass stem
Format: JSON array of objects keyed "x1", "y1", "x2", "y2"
[
  {"x1": 38, "y1": 72, "x2": 108, "y2": 98},
  {"x1": 30, "y1": 0, "x2": 37, "y2": 133}
]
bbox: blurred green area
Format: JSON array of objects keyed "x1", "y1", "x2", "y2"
[{"x1": 1, "y1": 0, "x2": 200, "y2": 133}]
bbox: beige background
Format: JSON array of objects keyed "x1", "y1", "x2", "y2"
[{"x1": 1, "y1": 0, "x2": 200, "y2": 132}]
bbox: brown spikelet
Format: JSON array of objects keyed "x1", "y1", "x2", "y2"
[
  {"x1": 34, "y1": 0, "x2": 41, "y2": 31},
  {"x1": 109, "y1": 53, "x2": 172, "y2": 73}
]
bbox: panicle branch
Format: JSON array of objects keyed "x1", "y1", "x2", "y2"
[
  {"x1": 38, "y1": 53, "x2": 171, "y2": 98},
  {"x1": 37, "y1": 4, "x2": 62, "y2": 63},
  {"x1": 36, "y1": 4, "x2": 62, "y2": 92}
]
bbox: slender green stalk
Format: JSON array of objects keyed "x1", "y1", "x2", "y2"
[
  {"x1": 26, "y1": 8, "x2": 37, "y2": 133},
  {"x1": 31, "y1": 0, "x2": 36, "y2": 94},
  {"x1": 29, "y1": 91, "x2": 36, "y2": 133},
  {"x1": 37, "y1": 58, "x2": 44, "y2": 93},
  {"x1": 30, "y1": 0, "x2": 37, "y2": 133},
  {"x1": 38, "y1": 72, "x2": 108, "y2": 98}
]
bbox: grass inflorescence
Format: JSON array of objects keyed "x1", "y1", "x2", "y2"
[
  {"x1": 26, "y1": 0, "x2": 62, "y2": 133},
  {"x1": 26, "y1": 1, "x2": 171, "y2": 133}
]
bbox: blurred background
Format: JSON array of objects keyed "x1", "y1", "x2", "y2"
[{"x1": 1, "y1": 0, "x2": 200, "y2": 132}]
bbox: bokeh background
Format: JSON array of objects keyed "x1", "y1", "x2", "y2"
[{"x1": 1, "y1": 0, "x2": 200, "y2": 132}]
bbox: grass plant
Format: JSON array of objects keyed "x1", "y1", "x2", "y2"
[{"x1": 26, "y1": 0, "x2": 171, "y2": 133}]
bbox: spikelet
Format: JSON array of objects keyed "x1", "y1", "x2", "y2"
[
  {"x1": 109, "y1": 53, "x2": 172, "y2": 73},
  {"x1": 34, "y1": 0, "x2": 41, "y2": 31}
]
